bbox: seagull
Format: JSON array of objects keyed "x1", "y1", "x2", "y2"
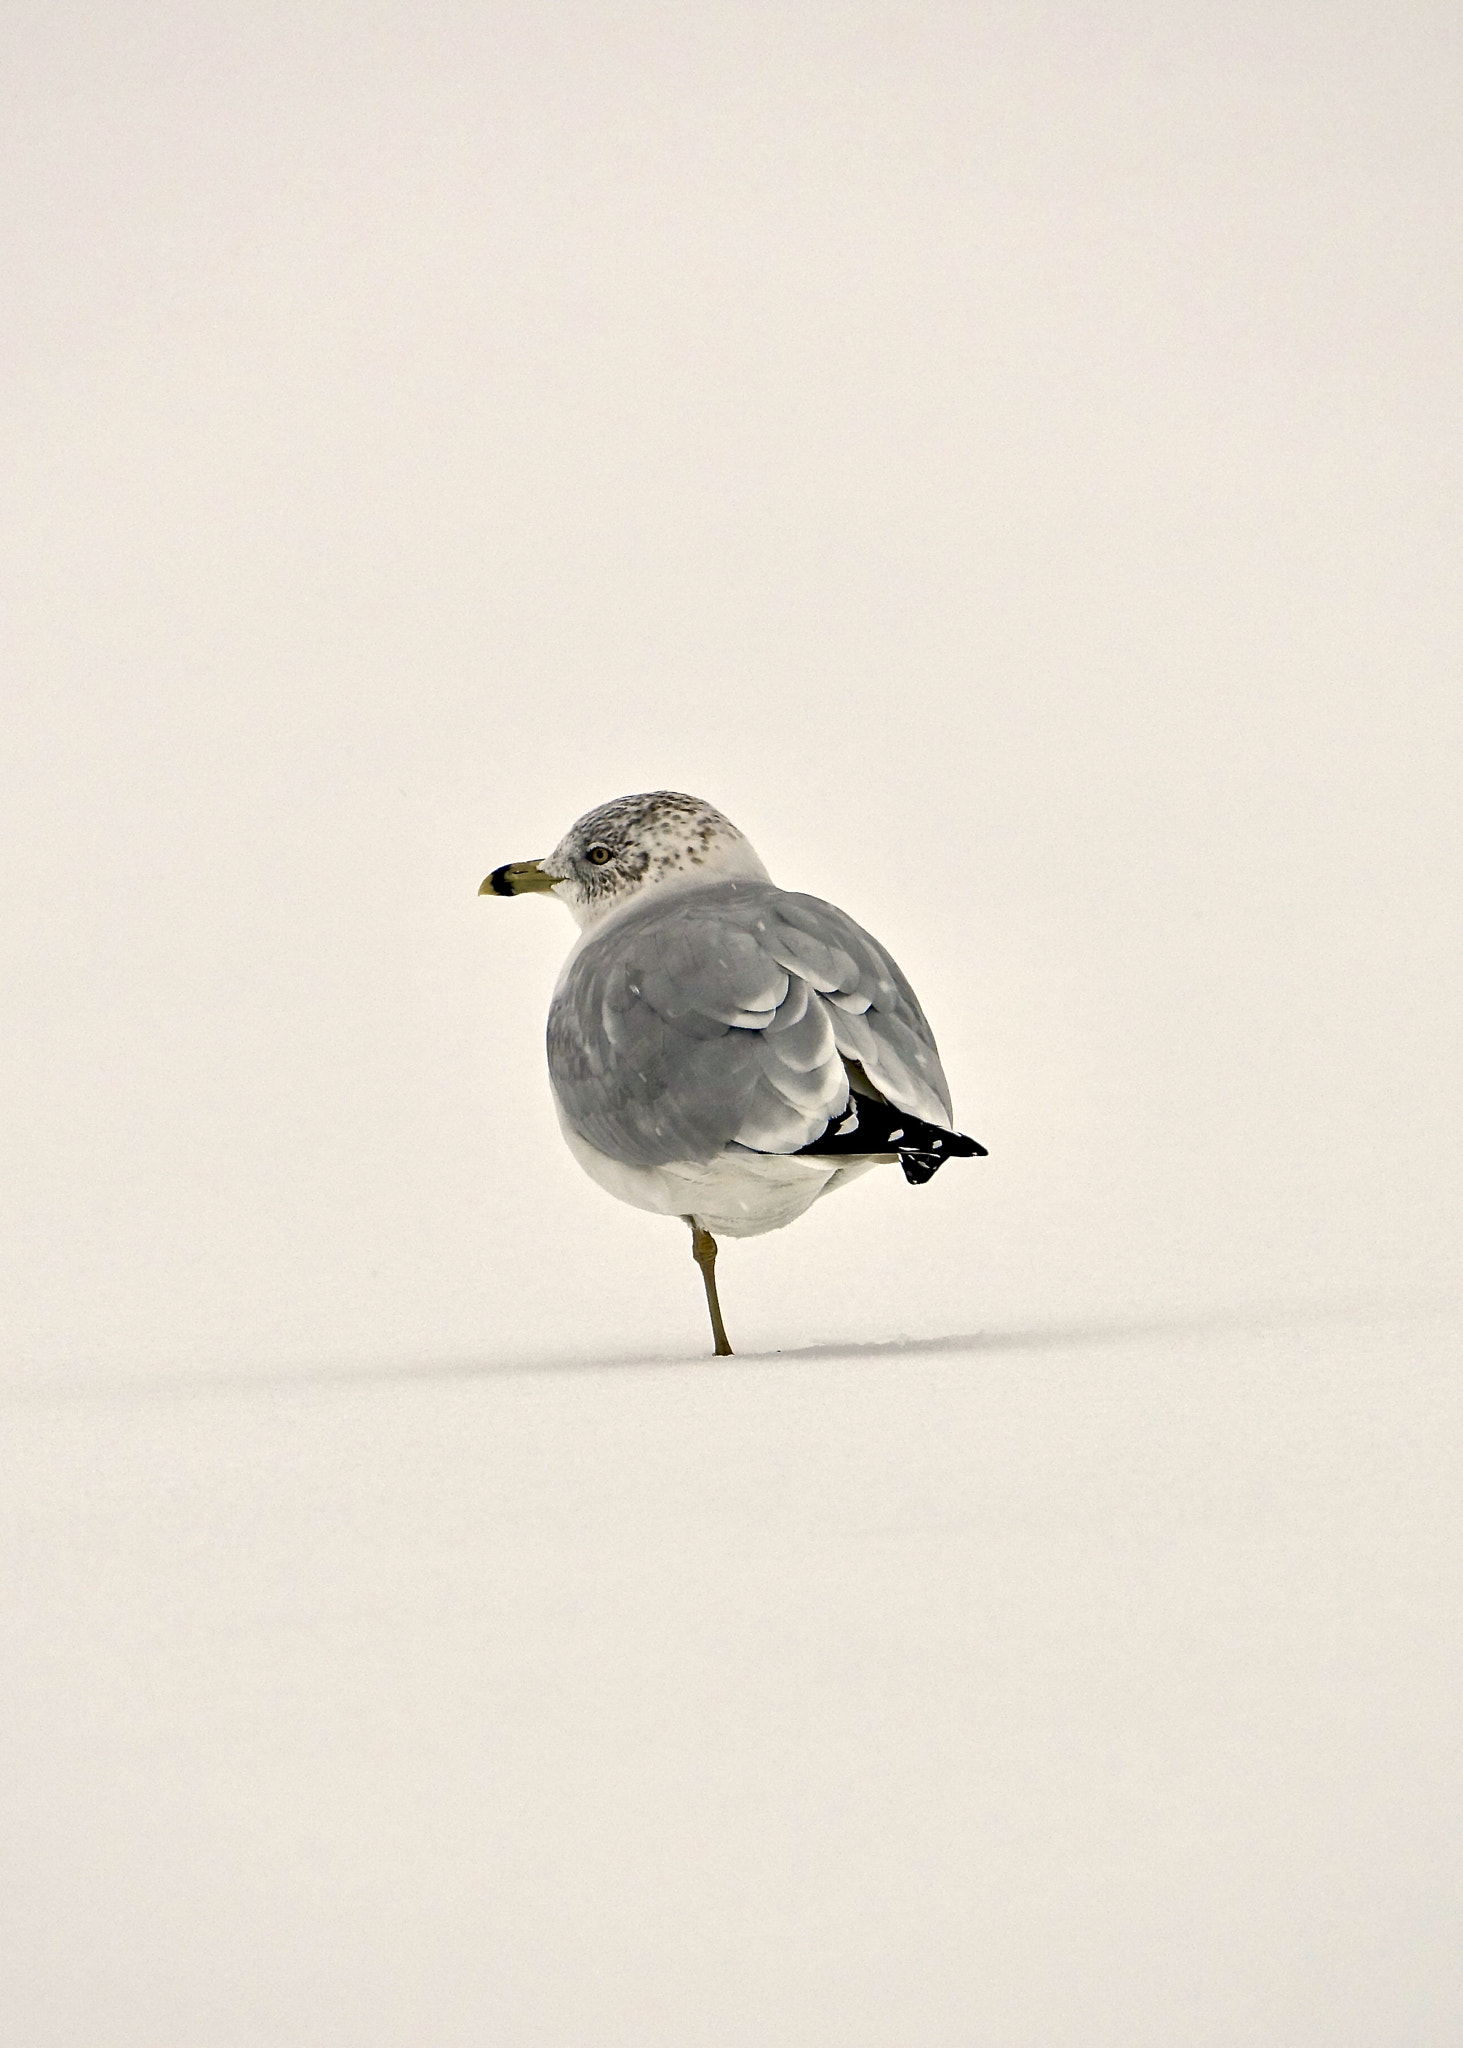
[{"x1": 481, "y1": 791, "x2": 985, "y2": 1356}]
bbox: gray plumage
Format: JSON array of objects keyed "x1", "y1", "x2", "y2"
[{"x1": 548, "y1": 878, "x2": 953, "y2": 1169}]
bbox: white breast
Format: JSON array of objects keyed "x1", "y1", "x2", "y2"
[{"x1": 555, "y1": 1105, "x2": 888, "y2": 1238}]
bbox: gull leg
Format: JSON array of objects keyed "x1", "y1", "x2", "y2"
[{"x1": 684, "y1": 1218, "x2": 734, "y2": 1357}]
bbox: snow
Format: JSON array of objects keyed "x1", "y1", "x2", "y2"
[
  {"x1": 3, "y1": 4, "x2": 1462, "y2": 2040},
  {"x1": 4, "y1": 1309, "x2": 1461, "y2": 2044}
]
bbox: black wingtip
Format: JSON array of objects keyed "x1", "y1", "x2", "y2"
[
  {"x1": 932, "y1": 1130, "x2": 988, "y2": 1159},
  {"x1": 798, "y1": 1098, "x2": 989, "y2": 1179}
]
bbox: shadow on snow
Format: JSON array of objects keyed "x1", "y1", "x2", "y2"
[{"x1": 10, "y1": 1295, "x2": 1454, "y2": 1403}]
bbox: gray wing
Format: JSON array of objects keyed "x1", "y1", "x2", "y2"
[{"x1": 547, "y1": 881, "x2": 954, "y2": 1168}]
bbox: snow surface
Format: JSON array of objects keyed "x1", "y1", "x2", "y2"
[{"x1": 4, "y1": 1308, "x2": 1461, "y2": 2046}]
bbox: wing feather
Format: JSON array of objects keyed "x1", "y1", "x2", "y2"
[{"x1": 547, "y1": 880, "x2": 955, "y2": 1167}]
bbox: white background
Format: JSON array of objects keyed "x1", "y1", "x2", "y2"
[{"x1": 3, "y1": 4, "x2": 1460, "y2": 2041}]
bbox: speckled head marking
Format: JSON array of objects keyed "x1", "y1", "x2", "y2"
[{"x1": 543, "y1": 791, "x2": 770, "y2": 930}]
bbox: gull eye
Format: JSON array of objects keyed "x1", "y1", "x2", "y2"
[{"x1": 585, "y1": 845, "x2": 614, "y2": 866}]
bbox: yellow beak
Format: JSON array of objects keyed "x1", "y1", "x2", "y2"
[{"x1": 479, "y1": 859, "x2": 559, "y2": 897}]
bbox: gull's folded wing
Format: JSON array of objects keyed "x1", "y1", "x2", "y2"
[{"x1": 546, "y1": 881, "x2": 954, "y2": 1168}]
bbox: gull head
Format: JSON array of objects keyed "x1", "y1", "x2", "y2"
[{"x1": 481, "y1": 790, "x2": 771, "y2": 931}]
